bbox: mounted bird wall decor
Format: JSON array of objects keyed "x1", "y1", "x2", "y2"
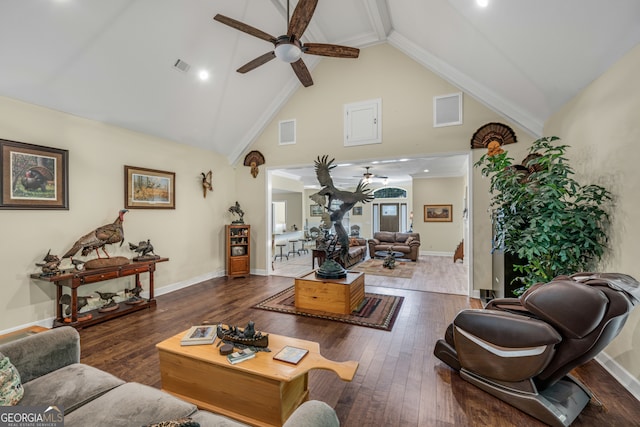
[
  {"x1": 201, "y1": 170, "x2": 213, "y2": 197},
  {"x1": 244, "y1": 151, "x2": 265, "y2": 178}
]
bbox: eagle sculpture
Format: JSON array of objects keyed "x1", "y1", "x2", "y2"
[
  {"x1": 62, "y1": 209, "x2": 128, "y2": 259},
  {"x1": 310, "y1": 156, "x2": 373, "y2": 267}
]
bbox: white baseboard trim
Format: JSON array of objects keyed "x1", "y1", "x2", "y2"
[
  {"x1": 143, "y1": 269, "x2": 225, "y2": 298},
  {"x1": 0, "y1": 319, "x2": 55, "y2": 335},
  {"x1": 252, "y1": 268, "x2": 268, "y2": 276},
  {"x1": 421, "y1": 251, "x2": 454, "y2": 257},
  {"x1": 595, "y1": 352, "x2": 640, "y2": 401}
]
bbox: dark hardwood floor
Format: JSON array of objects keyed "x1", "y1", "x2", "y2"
[{"x1": 78, "y1": 274, "x2": 640, "y2": 426}]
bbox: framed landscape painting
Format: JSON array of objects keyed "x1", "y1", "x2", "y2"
[
  {"x1": 0, "y1": 139, "x2": 69, "y2": 210},
  {"x1": 424, "y1": 204, "x2": 452, "y2": 222},
  {"x1": 310, "y1": 204, "x2": 323, "y2": 216},
  {"x1": 125, "y1": 165, "x2": 175, "y2": 209}
]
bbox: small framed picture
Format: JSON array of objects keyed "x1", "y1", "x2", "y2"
[
  {"x1": 180, "y1": 325, "x2": 216, "y2": 346},
  {"x1": 352, "y1": 206, "x2": 362, "y2": 216},
  {"x1": 310, "y1": 204, "x2": 323, "y2": 216},
  {"x1": 0, "y1": 139, "x2": 69, "y2": 210},
  {"x1": 125, "y1": 165, "x2": 175, "y2": 209},
  {"x1": 273, "y1": 345, "x2": 309, "y2": 365},
  {"x1": 424, "y1": 204, "x2": 453, "y2": 222}
]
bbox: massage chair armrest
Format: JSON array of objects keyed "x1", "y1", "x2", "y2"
[{"x1": 452, "y1": 310, "x2": 562, "y2": 382}]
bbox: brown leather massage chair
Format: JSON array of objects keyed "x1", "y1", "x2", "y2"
[{"x1": 433, "y1": 273, "x2": 639, "y2": 427}]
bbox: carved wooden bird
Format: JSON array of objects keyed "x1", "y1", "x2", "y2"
[
  {"x1": 62, "y1": 209, "x2": 128, "y2": 259},
  {"x1": 59, "y1": 293, "x2": 91, "y2": 316}
]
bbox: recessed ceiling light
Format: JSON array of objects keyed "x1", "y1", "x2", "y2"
[
  {"x1": 198, "y1": 70, "x2": 210, "y2": 81},
  {"x1": 423, "y1": 169, "x2": 430, "y2": 173},
  {"x1": 477, "y1": 0, "x2": 489, "y2": 7}
]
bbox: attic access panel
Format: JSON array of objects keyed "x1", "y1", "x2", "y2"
[{"x1": 344, "y1": 98, "x2": 382, "y2": 146}]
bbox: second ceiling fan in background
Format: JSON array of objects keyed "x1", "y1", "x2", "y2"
[{"x1": 214, "y1": 0, "x2": 360, "y2": 87}]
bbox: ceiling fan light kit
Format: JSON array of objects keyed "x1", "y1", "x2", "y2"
[{"x1": 274, "y1": 37, "x2": 302, "y2": 63}]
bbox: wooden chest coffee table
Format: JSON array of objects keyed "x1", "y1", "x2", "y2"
[
  {"x1": 157, "y1": 330, "x2": 358, "y2": 427},
  {"x1": 295, "y1": 271, "x2": 365, "y2": 314}
]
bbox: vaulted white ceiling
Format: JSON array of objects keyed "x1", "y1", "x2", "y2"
[{"x1": 1, "y1": 0, "x2": 639, "y2": 170}]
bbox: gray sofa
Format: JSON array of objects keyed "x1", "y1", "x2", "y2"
[
  {"x1": 367, "y1": 231, "x2": 421, "y2": 261},
  {"x1": 0, "y1": 327, "x2": 339, "y2": 427}
]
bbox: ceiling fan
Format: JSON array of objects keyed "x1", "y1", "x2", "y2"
[
  {"x1": 213, "y1": 0, "x2": 359, "y2": 87},
  {"x1": 357, "y1": 166, "x2": 388, "y2": 183}
]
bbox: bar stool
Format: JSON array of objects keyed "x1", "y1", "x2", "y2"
[
  {"x1": 274, "y1": 244, "x2": 288, "y2": 261},
  {"x1": 287, "y1": 240, "x2": 299, "y2": 257},
  {"x1": 297, "y1": 239, "x2": 309, "y2": 255}
]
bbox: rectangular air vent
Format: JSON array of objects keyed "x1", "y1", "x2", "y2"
[
  {"x1": 434, "y1": 93, "x2": 463, "y2": 127},
  {"x1": 173, "y1": 59, "x2": 191, "y2": 73},
  {"x1": 279, "y1": 119, "x2": 296, "y2": 145}
]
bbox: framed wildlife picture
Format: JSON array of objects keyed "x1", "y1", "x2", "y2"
[
  {"x1": 125, "y1": 165, "x2": 175, "y2": 209},
  {"x1": 352, "y1": 206, "x2": 362, "y2": 216},
  {"x1": 424, "y1": 204, "x2": 453, "y2": 222},
  {"x1": 310, "y1": 204, "x2": 323, "y2": 216},
  {"x1": 0, "y1": 139, "x2": 69, "y2": 210}
]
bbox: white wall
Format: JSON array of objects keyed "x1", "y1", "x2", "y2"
[
  {"x1": 413, "y1": 176, "x2": 465, "y2": 254},
  {"x1": 545, "y1": 44, "x2": 640, "y2": 390},
  {"x1": 0, "y1": 96, "x2": 235, "y2": 331}
]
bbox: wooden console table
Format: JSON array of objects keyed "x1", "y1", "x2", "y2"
[{"x1": 31, "y1": 257, "x2": 168, "y2": 329}]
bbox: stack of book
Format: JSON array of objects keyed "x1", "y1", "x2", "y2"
[
  {"x1": 180, "y1": 325, "x2": 216, "y2": 346},
  {"x1": 227, "y1": 348, "x2": 256, "y2": 364}
]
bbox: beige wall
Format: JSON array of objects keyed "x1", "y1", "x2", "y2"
[
  {"x1": 545, "y1": 44, "x2": 640, "y2": 385},
  {"x1": 239, "y1": 43, "x2": 528, "y2": 287},
  {"x1": 0, "y1": 96, "x2": 235, "y2": 331},
  {"x1": 413, "y1": 176, "x2": 465, "y2": 253}
]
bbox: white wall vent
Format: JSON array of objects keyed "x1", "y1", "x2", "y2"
[
  {"x1": 434, "y1": 92, "x2": 463, "y2": 127},
  {"x1": 279, "y1": 119, "x2": 296, "y2": 145},
  {"x1": 173, "y1": 59, "x2": 191, "y2": 73}
]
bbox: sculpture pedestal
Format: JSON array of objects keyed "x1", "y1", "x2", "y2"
[{"x1": 294, "y1": 271, "x2": 365, "y2": 314}]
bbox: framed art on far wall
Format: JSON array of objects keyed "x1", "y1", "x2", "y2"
[
  {"x1": 424, "y1": 204, "x2": 452, "y2": 222},
  {"x1": 310, "y1": 204, "x2": 323, "y2": 216},
  {"x1": 0, "y1": 139, "x2": 69, "y2": 210},
  {"x1": 352, "y1": 206, "x2": 362, "y2": 216},
  {"x1": 125, "y1": 165, "x2": 175, "y2": 209}
]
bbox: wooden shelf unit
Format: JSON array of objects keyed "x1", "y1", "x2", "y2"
[
  {"x1": 31, "y1": 257, "x2": 168, "y2": 329},
  {"x1": 226, "y1": 224, "x2": 250, "y2": 278}
]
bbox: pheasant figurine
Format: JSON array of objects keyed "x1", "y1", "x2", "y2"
[{"x1": 62, "y1": 209, "x2": 128, "y2": 260}]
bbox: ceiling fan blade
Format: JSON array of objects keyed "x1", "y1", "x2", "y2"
[
  {"x1": 287, "y1": 0, "x2": 318, "y2": 38},
  {"x1": 237, "y1": 51, "x2": 276, "y2": 73},
  {"x1": 214, "y1": 14, "x2": 277, "y2": 44},
  {"x1": 291, "y1": 59, "x2": 313, "y2": 87},
  {"x1": 304, "y1": 43, "x2": 360, "y2": 58}
]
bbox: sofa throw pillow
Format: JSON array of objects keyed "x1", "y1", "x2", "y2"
[
  {"x1": 142, "y1": 418, "x2": 200, "y2": 427},
  {"x1": 349, "y1": 238, "x2": 359, "y2": 246},
  {"x1": 0, "y1": 352, "x2": 24, "y2": 406}
]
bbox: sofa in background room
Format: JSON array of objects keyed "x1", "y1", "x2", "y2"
[{"x1": 367, "y1": 232, "x2": 421, "y2": 261}]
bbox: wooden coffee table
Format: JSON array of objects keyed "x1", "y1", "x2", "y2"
[{"x1": 156, "y1": 329, "x2": 358, "y2": 427}]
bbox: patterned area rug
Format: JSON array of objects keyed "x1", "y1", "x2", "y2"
[
  {"x1": 350, "y1": 258, "x2": 416, "y2": 279},
  {"x1": 253, "y1": 286, "x2": 404, "y2": 331}
]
